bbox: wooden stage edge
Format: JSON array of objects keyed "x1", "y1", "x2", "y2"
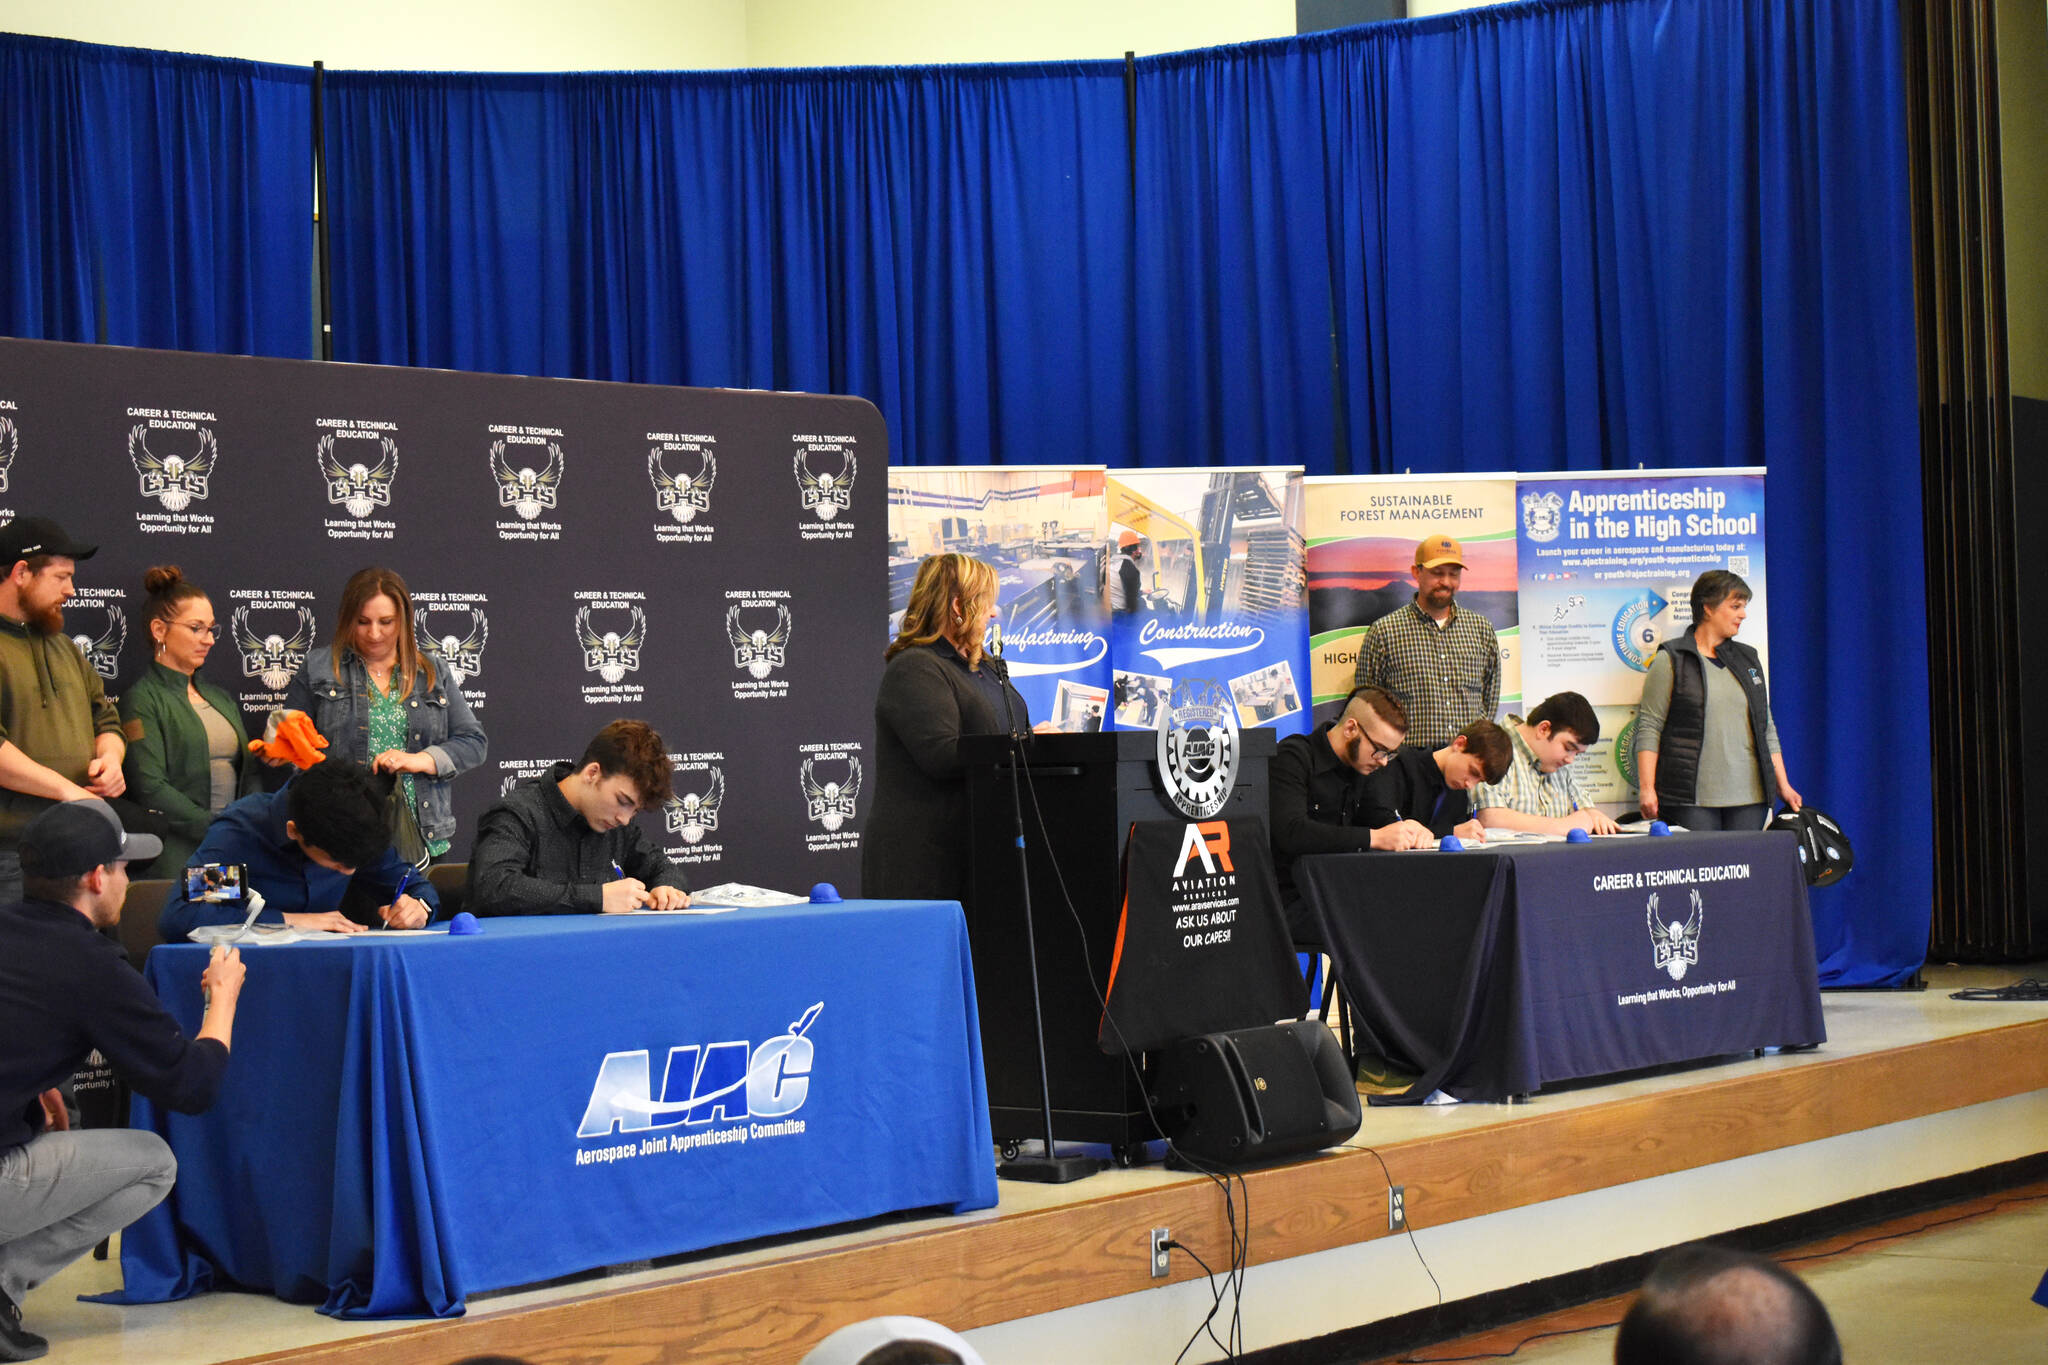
[{"x1": 237, "y1": 1018, "x2": 2048, "y2": 1365}]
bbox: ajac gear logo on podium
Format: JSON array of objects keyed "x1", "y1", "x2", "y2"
[{"x1": 1155, "y1": 680, "x2": 1240, "y2": 820}]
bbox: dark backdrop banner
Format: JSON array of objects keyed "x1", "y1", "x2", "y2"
[
  {"x1": 0, "y1": 336, "x2": 883, "y2": 890},
  {"x1": 0, "y1": 34, "x2": 312, "y2": 359}
]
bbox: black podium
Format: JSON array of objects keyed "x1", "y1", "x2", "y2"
[{"x1": 960, "y1": 728, "x2": 1274, "y2": 1162}]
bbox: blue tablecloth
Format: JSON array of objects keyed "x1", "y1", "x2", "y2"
[
  {"x1": 1298, "y1": 831, "x2": 1827, "y2": 1103},
  {"x1": 108, "y1": 902, "x2": 997, "y2": 1318}
]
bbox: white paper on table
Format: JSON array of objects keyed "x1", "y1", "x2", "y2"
[
  {"x1": 687, "y1": 882, "x2": 809, "y2": 907},
  {"x1": 186, "y1": 924, "x2": 308, "y2": 946},
  {"x1": 627, "y1": 904, "x2": 740, "y2": 915}
]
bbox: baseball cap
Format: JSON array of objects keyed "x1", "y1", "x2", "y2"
[
  {"x1": 0, "y1": 515, "x2": 98, "y2": 567},
  {"x1": 1414, "y1": 533, "x2": 1465, "y2": 569},
  {"x1": 19, "y1": 799, "x2": 163, "y2": 878}
]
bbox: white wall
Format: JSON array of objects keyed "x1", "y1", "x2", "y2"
[
  {"x1": 0, "y1": 0, "x2": 750, "y2": 70},
  {"x1": 744, "y1": 0, "x2": 1292, "y2": 69},
  {"x1": 0, "y1": 0, "x2": 1296, "y2": 70}
]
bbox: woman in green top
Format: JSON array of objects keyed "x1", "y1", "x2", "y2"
[{"x1": 120, "y1": 566, "x2": 252, "y2": 878}]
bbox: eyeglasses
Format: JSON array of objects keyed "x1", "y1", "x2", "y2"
[
  {"x1": 1350, "y1": 720, "x2": 1400, "y2": 760},
  {"x1": 174, "y1": 621, "x2": 221, "y2": 640}
]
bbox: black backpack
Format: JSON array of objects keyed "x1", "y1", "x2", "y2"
[{"x1": 1769, "y1": 806, "x2": 1853, "y2": 887}]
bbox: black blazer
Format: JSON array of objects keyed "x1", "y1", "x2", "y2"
[{"x1": 861, "y1": 641, "x2": 1029, "y2": 904}]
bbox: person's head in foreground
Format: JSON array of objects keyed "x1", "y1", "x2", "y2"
[
  {"x1": 800, "y1": 1316, "x2": 986, "y2": 1365},
  {"x1": 1615, "y1": 1243, "x2": 1841, "y2": 1365}
]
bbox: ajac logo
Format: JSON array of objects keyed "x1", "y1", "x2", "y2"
[
  {"x1": 576, "y1": 1002, "x2": 822, "y2": 1137},
  {"x1": 490, "y1": 440, "x2": 563, "y2": 521},
  {"x1": 129, "y1": 425, "x2": 217, "y2": 511},
  {"x1": 232, "y1": 605, "x2": 317, "y2": 691},
  {"x1": 649, "y1": 448, "x2": 715, "y2": 523},
  {"x1": 1521, "y1": 489, "x2": 1564, "y2": 543},
  {"x1": 69, "y1": 608, "x2": 127, "y2": 681},
  {"x1": 1174, "y1": 822, "x2": 1235, "y2": 878}
]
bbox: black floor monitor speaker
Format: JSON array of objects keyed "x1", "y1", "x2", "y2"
[{"x1": 1150, "y1": 1020, "x2": 1362, "y2": 1169}]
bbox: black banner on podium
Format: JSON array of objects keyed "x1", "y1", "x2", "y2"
[
  {"x1": 0, "y1": 337, "x2": 884, "y2": 889},
  {"x1": 1100, "y1": 816, "x2": 1305, "y2": 1054}
]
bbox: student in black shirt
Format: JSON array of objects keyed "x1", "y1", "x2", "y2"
[
  {"x1": 1360, "y1": 718, "x2": 1513, "y2": 843},
  {"x1": 0, "y1": 799, "x2": 245, "y2": 1360}
]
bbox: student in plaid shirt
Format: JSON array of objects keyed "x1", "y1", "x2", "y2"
[
  {"x1": 1473, "y1": 691, "x2": 1620, "y2": 836},
  {"x1": 1353, "y1": 532, "x2": 1501, "y2": 750}
]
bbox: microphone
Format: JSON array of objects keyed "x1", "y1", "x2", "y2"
[{"x1": 987, "y1": 619, "x2": 1020, "y2": 737}]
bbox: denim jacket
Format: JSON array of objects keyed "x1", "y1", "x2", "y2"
[{"x1": 284, "y1": 647, "x2": 488, "y2": 844}]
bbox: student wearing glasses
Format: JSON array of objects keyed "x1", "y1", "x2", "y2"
[
  {"x1": 120, "y1": 566, "x2": 256, "y2": 878},
  {"x1": 1268, "y1": 686, "x2": 1432, "y2": 941},
  {"x1": 1472, "y1": 691, "x2": 1620, "y2": 836}
]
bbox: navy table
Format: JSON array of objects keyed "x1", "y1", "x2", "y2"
[
  {"x1": 109, "y1": 902, "x2": 997, "y2": 1318},
  {"x1": 1296, "y1": 831, "x2": 1826, "y2": 1104}
]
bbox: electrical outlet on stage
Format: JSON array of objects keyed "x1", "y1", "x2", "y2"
[
  {"x1": 1389, "y1": 1185, "x2": 1406, "y2": 1231},
  {"x1": 1150, "y1": 1227, "x2": 1171, "y2": 1278}
]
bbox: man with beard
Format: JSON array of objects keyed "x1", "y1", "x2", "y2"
[
  {"x1": 1352, "y1": 532, "x2": 1501, "y2": 751},
  {"x1": 1268, "y1": 687, "x2": 1433, "y2": 940},
  {"x1": 0, "y1": 519, "x2": 126, "y2": 906}
]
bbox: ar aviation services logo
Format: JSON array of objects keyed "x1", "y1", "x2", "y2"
[
  {"x1": 318, "y1": 433, "x2": 398, "y2": 519},
  {"x1": 801, "y1": 756, "x2": 861, "y2": 831},
  {"x1": 490, "y1": 440, "x2": 563, "y2": 521},
  {"x1": 1521, "y1": 489, "x2": 1564, "y2": 543},
  {"x1": 1647, "y1": 889, "x2": 1704, "y2": 981},
  {"x1": 575, "y1": 1002, "x2": 821, "y2": 1158},
  {"x1": 68, "y1": 607, "x2": 127, "y2": 681},
  {"x1": 1155, "y1": 679, "x2": 1240, "y2": 821},
  {"x1": 417, "y1": 606, "x2": 488, "y2": 685},
  {"x1": 727, "y1": 604, "x2": 791, "y2": 679},
  {"x1": 577, "y1": 605, "x2": 647, "y2": 683},
  {"x1": 0, "y1": 414, "x2": 18, "y2": 493},
  {"x1": 232, "y1": 604, "x2": 317, "y2": 691},
  {"x1": 666, "y1": 767, "x2": 725, "y2": 845},
  {"x1": 129, "y1": 424, "x2": 217, "y2": 511},
  {"x1": 649, "y1": 448, "x2": 715, "y2": 523}
]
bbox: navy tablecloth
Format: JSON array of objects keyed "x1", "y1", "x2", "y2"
[
  {"x1": 1297, "y1": 830, "x2": 1826, "y2": 1104},
  {"x1": 108, "y1": 903, "x2": 997, "y2": 1318}
]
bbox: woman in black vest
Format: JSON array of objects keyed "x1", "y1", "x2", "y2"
[
  {"x1": 1633, "y1": 570, "x2": 1802, "y2": 831},
  {"x1": 862, "y1": 553, "x2": 1033, "y2": 903}
]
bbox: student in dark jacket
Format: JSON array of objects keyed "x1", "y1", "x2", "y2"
[
  {"x1": 0, "y1": 800, "x2": 245, "y2": 1359},
  {"x1": 862, "y1": 553, "x2": 1034, "y2": 904},
  {"x1": 1360, "y1": 718, "x2": 1513, "y2": 843},
  {"x1": 120, "y1": 566, "x2": 254, "y2": 879}
]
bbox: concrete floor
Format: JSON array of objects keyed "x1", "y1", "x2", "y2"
[{"x1": 1376, "y1": 1181, "x2": 2048, "y2": 1364}]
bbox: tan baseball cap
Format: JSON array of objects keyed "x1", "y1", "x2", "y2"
[{"x1": 1414, "y1": 534, "x2": 1465, "y2": 569}]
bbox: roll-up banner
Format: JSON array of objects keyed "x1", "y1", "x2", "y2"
[
  {"x1": 1303, "y1": 474, "x2": 1521, "y2": 725},
  {"x1": 883, "y1": 466, "x2": 1110, "y2": 730},
  {"x1": 1101, "y1": 468, "x2": 1309, "y2": 738},
  {"x1": 1512, "y1": 469, "x2": 1768, "y2": 806}
]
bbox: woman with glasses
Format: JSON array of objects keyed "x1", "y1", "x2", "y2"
[{"x1": 120, "y1": 565, "x2": 253, "y2": 877}]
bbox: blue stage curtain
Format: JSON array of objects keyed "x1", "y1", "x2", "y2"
[
  {"x1": 1131, "y1": 0, "x2": 1923, "y2": 983},
  {"x1": 0, "y1": 34, "x2": 312, "y2": 357},
  {"x1": 322, "y1": 63, "x2": 1136, "y2": 468}
]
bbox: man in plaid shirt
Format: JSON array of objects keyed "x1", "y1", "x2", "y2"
[
  {"x1": 1472, "y1": 691, "x2": 1620, "y2": 836},
  {"x1": 1353, "y1": 532, "x2": 1501, "y2": 749}
]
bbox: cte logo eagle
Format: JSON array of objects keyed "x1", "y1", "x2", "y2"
[
  {"x1": 727, "y1": 605, "x2": 792, "y2": 679},
  {"x1": 490, "y1": 441, "x2": 564, "y2": 521},
  {"x1": 577, "y1": 606, "x2": 647, "y2": 683},
  {"x1": 232, "y1": 605, "x2": 317, "y2": 691},
  {"x1": 648, "y1": 448, "x2": 716, "y2": 523},
  {"x1": 1647, "y1": 889, "x2": 1705, "y2": 981},
  {"x1": 794, "y1": 451, "x2": 856, "y2": 521},
  {"x1": 318, "y1": 434, "x2": 399, "y2": 519},
  {"x1": 130, "y1": 425, "x2": 217, "y2": 512}
]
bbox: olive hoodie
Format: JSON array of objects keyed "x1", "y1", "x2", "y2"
[{"x1": 0, "y1": 614, "x2": 122, "y2": 843}]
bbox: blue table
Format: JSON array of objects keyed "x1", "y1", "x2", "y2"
[
  {"x1": 1298, "y1": 831, "x2": 1826, "y2": 1103},
  {"x1": 110, "y1": 903, "x2": 997, "y2": 1318}
]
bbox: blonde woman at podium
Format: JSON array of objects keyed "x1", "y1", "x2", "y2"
[{"x1": 863, "y1": 554, "x2": 1036, "y2": 903}]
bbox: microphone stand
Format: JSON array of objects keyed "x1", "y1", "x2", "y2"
[{"x1": 987, "y1": 642, "x2": 1102, "y2": 1184}]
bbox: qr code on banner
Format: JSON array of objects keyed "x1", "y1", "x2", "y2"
[{"x1": 1729, "y1": 556, "x2": 1751, "y2": 575}]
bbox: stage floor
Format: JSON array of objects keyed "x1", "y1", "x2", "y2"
[{"x1": 28, "y1": 963, "x2": 2048, "y2": 1365}]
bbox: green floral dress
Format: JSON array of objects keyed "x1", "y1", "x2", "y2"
[{"x1": 368, "y1": 678, "x2": 451, "y2": 860}]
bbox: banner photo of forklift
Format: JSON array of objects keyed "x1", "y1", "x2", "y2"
[
  {"x1": 886, "y1": 466, "x2": 1111, "y2": 730},
  {"x1": 1302, "y1": 475, "x2": 1521, "y2": 725},
  {"x1": 1102, "y1": 468, "x2": 1309, "y2": 738},
  {"x1": 1514, "y1": 468, "x2": 1767, "y2": 802}
]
